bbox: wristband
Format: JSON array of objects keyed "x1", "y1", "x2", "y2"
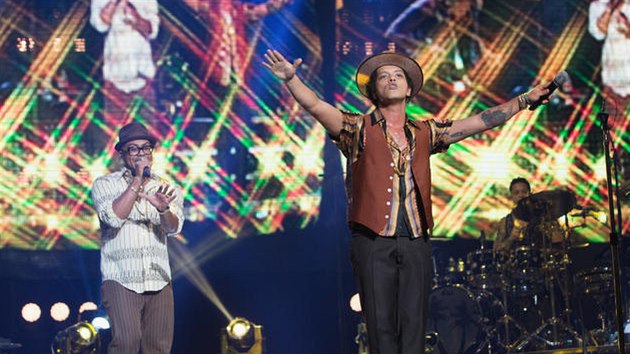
[
  {"x1": 158, "y1": 206, "x2": 170, "y2": 215},
  {"x1": 517, "y1": 94, "x2": 526, "y2": 110}
]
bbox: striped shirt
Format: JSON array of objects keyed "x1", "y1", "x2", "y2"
[
  {"x1": 91, "y1": 168, "x2": 184, "y2": 293},
  {"x1": 334, "y1": 110, "x2": 452, "y2": 237}
]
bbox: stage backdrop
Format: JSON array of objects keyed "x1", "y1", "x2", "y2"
[{"x1": 0, "y1": 0, "x2": 628, "y2": 251}]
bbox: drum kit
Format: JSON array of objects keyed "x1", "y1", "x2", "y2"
[{"x1": 426, "y1": 189, "x2": 615, "y2": 354}]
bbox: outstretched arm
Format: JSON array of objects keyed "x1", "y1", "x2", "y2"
[
  {"x1": 443, "y1": 83, "x2": 550, "y2": 145},
  {"x1": 263, "y1": 50, "x2": 344, "y2": 137}
]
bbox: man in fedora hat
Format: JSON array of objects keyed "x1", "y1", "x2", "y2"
[
  {"x1": 91, "y1": 121, "x2": 184, "y2": 353},
  {"x1": 263, "y1": 49, "x2": 554, "y2": 353}
]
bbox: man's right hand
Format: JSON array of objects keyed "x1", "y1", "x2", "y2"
[
  {"x1": 261, "y1": 49, "x2": 344, "y2": 137},
  {"x1": 262, "y1": 49, "x2": 303, "y2": 82}
]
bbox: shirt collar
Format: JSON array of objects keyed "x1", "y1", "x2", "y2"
[{"x1": 370, "y1": 109, "x2": 420, "y2": 130}]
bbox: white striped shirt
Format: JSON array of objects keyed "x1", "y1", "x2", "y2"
[{"x1": 91, "y1": 168, "x2": 184, "y2": 293}]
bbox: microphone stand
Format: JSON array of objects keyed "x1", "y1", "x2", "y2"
[{"x1": 599, "y1": 109, "x2": 626, "y2": 354}]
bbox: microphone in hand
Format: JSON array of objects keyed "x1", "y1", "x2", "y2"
[
  {"x1": 529, "y1": 71, "x2": 570, "y2": 110},
  {"x1": 142, "y1": 166, "x2": 151, "y2": 178}
]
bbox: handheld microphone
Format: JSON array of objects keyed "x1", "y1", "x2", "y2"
[
  {"x1": 528, "y1": 71, "x2": 570, "y2": 110},
  {"x1": 142, "y1": 166, "x2": 151, "y2": 178}
]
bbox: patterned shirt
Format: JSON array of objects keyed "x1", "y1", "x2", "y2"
[
  {"x1": 91, "y1": 168, "x2": 184, "y2": 293},
  {"x1": 334, "y1": 110, "x2": 452, "y2": 237}
]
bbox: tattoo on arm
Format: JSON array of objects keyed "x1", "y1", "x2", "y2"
[
  {"x1": 449, "y1": 131, "x2": 464, "y2": 139},
  {"x1": 481, "y1": 108, "x2": 511, "y2": 128}
]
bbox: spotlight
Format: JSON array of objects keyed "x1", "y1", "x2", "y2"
[
  {"x1": 221, "y1": 317, "x2": 263, "y2": 354},
  {"x1": 349, "y1": 293, "x2": 362, "y2": 313},
  {"x1": 78, "y1": 302, "x2": 98, "y2": 314},
  {"x1": 50, "y1": 302, "x2": 70, "y2": 322},
  {"x1": 79, "y1": 309, "x2": 110, "y2": 331},
  {"x1": 51, "y1": 321, "x2": 100, "y2": 354},
  {"x1": 21, "y1": 303, "x2": 41, "y2": 323}
]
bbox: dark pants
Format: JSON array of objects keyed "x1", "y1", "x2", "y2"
[
  {"x1": 101, "y1": 280, "x2": 174, "y2": 354},
  {"x1": 350, "y1": 230, "x2": 433, "y2": 354}
]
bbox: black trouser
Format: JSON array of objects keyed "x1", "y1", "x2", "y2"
[{"x1": 350, "y1": 230, "x2": 433, "y2": 354}]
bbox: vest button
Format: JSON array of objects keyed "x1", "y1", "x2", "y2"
[
  {"x1": 385, "y1": 215, "x2": 390, "y2": 219},
  {"x1": 389, "y1": 162, "x2": 394, "y2": 167},
  {"x1": 386, "y1": 201, "x2": 391, "y2": 206},
  {"x1": 387, "y1": 188, "x2": 392, "y2": 193}
]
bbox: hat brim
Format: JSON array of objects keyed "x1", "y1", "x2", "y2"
[
  {"x1": 355, "y1": 52, "x2": 424, "y2": 98},
  {"x1": 115, "y1": 135, "x2": 157, "y2": 151}
]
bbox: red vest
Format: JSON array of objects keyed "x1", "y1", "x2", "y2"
[{"x1": 348, "y1": 114, "x2": 434, "y2": 237}]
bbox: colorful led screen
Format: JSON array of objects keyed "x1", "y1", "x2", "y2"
[{"x1": 0, "y1": 0, "x2": 628, "y2": 249}]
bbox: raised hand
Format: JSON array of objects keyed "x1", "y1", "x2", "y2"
[
  {"x1": 262, "y1": 49, "x2": 303, "y2": 82},
  {"x1": 123, "y1": 1, "x2": 152, "y2": 37},
  {"x1": 140, "y1": 184, "x2": 176, "y2": 213}
]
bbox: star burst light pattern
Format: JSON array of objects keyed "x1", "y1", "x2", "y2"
[
  {"x1": 0, "y1": 0, "x2": 323, "y2": 249},
  {"x1": 336, "y1": 0, "x2": 629, "y2": 242},
  {"x1": 0, "y1": 0, "x2": 628, "y2": 250}
]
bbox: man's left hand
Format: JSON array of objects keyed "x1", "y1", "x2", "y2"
[
  {"x1": 525, "y1": 83, "x2": 551, "y2": 105},
  {"x1": 140, "y1": 185, "x2": 176, "y2": 213},
  {"x1": 123, "y1": 3, "x2": 152, "y2": 37}
]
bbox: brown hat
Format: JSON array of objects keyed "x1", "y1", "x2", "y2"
[
  {"x1": 114, "y1": 122, "x2": 157, "y2": 151},
  {"x1": 355, "y1": 52, "x2": 424, "y2": 98}
]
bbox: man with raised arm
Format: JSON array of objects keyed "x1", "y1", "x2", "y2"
[{"x1": 263, "y1": 49, "x2": 552, "y2": 354}]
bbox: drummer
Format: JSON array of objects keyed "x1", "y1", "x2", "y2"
[{"x1": 493, "y1": 177, "x2": 564, "y2": 254}]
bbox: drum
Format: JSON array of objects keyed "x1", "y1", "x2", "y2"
[
  {"x1": 427, "y1": 285, "x2": 503, "y2": 354},
  {"x1": 577, "y1": 266, "x2": 612, "y2": 295},
  {"x1": 509, "y1": 246, "x2": 544, "y2": 294},
  {"x1": 440, "y1": 257, "x2": 467, "y2": 286},
  {"x1": 467, "y1": 249, "x2": 502, "y2": 289}
]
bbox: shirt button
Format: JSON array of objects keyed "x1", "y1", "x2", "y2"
[{"x1": 387, "y1": 188, "x2": 392, "y2": 193}]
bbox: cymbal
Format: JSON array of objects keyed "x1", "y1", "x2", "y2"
[
  {"x1": 572, "y1": 242, "x2": 590, "y2": 248},
  {"x1": 513, "y1": 189, "x2": 576, "y2": 222}
]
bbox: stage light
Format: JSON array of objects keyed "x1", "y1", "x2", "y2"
[
  {"x1": 73, "y1": 38, "x2": 86, "y2": 52},
  {"x1": 221, "y1": 317, "x2": 263, "y2": 354},
  {"x1": 591, "y1": 210, "x2": 608, "y2": 224},
  {"x1": 453, "y1": 80, "x2": 466, "y2": 93},
  {"x1": 21, "y1": 303, "x2": 41, "y2": 323},
  {"x1": 349, "y1": 293, "x2": 362, "y2": 312},
  {"x1": 78, "y1": 302, "x2": 98, "y2": 314},
  {"x1": 51, "y1": 321, "x2": 100, "y2": 354},
  {"x1": 79, "y1": 309, "x2": 110, "y2": 331},
  {"x1": 51, "y1": 302, "x2": 71, "y2": 322}
]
